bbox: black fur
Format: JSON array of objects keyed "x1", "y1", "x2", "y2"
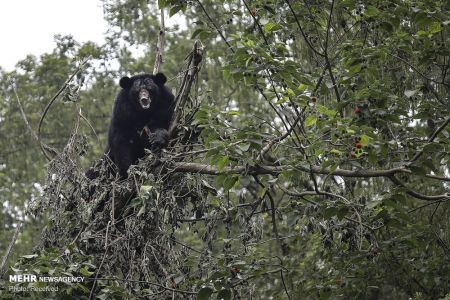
[{"x1": 106, "y1": 73, "x2": 174, "y2": 178}]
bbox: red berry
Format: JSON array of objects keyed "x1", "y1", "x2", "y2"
[
  {"x1": 354, "y1": 107, "x2": 361, "y2": 114},
  {"x1": 251, "y1": 9, "x2": 257, "y2": 16},
  {"x1": 355, "y1": 143, "x2": 362, "y2": 149}
]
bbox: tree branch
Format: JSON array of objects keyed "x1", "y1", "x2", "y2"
[
  {"x1": 88, "y1": 277, "x2": 197, "y2": 295},
  {"x1": 37, "y1": 57, "x2": 90, "y2": 161},
  {"x1": 390, "y1": 54, "x2": 450, "y2": 88},
  {"x1": 10, "y1": 78, "x2": 39, "y2": 143},
  {"x1": 409, "y1": 115, "x2": 450, "y2": 164},
  {"x1": 284, "y1": 0, "x2": 324, "y2": 57},
  {"x1": 257, "y1": 114, "x2": 303, "y2": 161},
  {"x1": 170, "y1": 162, "x2": 405, "y2": 177},
  {"x1": 388, "y1": 175, "x2": 449, "y2": 201},
  {"x1": 153, "y1": 8, "x2": 166, "y2": 74},
  {"x1": 195, "y1": 0, "x2": 234, "y2": 53},
  {"x1": 0, "y1": 221, "x2": 23, "y2": 278},
  {"x1": 168, "y1": 40, "x2": 204, "y2": 138}
]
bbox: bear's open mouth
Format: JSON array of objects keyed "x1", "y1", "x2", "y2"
[{"x1": 139, "y1": 89, "x2": 151, "y2": 109}]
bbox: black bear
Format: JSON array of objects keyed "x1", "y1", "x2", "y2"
[{"x1": 105, "y1": 73, "x2": 175, "y2": 178}]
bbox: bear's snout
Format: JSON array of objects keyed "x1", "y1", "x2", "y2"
[{"x1": 139, "y1": 89, "x2": 151, "y2": 109}]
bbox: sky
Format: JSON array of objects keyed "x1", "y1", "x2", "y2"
[{"x1": 0, "y1": 0, "x2": 108, "y2": 71}]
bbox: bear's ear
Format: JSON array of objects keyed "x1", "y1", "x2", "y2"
[
  {"x1": 119, "y1": 76, "x2": 132, "y2": 89},
  {"x1": 154, "y1": 73, "x2": 167, "y2": 85}
]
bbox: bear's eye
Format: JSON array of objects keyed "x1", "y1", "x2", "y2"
[{"x1": 144, "y1": 78, "x2": 152, "y2": 85}]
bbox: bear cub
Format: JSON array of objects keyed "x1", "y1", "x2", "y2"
[{"x1": 106, "y1": 73, "x2": 174, "y2": 178}]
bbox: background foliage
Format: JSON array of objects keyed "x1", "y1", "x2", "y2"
[{"x1": 1, "y1": 0, "x2": 449, "y2": 299}]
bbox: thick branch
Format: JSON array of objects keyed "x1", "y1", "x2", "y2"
[
  {"x1": 171, "y1": 162, "x2": 403, "y2": 177},
  {"x1": 168, "y1": 40, "x2": 204, "y2": 138},
  {"x1": 169, "y1": 163, "x2": 448, "y2": 201},
  {"x1": 153, "y1": 9, "x2": 166, "y2": 74},
  {"x1": 170, "y1": 161, "x2": 448, "y2": 181},
  {"x1": 389, "y1": 175, "x2": 449, "y2": 201}
]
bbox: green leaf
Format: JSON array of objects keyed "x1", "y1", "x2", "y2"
[
  {"x1": 360, "y1": 135, "x2": 370, "y2": 146},
  {"x1": 223, "y1": 175, "x2": 238, "y2": 191},
  {"x1": 330, "y1": 149, "x2": 343, "y2": 155},
  {"x1": 217, "y1": 156, "x2": 229, "y2": 171},
  {"x1": 365, "y1": 6, "x2": 380, "y2": 17},
  {"x1": 348, "y1": 64, "x2": 362, "y2": 75},
  {"x1": 429, "y1": 22, "x2": 442, "y2": 34},
  {"x1": 317, "y1": 105, "x2": 337, "y2": 118},
  {"x1": 192, "y1": 28, "x2": 206, "y2": 39},
  {"x1": 169, "y1": 5, "x2": 183, "y2": 16},
  {"x1": 80, "y1": 267, "x2": 93, "y2": 276},
  {"x1": 305, "y1": 115, "x2": 318, "y2": 127},
  {"x1": 336, "y1": 207, "x2": 349, "y2": 220},
  {"x1": 416, "y1": 30, "x2": 427, "y2": 37},
  {"x1": 263, "y1": 22, "x2": 281, "y2": 33},
  {"x1": 423, "y1": 143, "x2": 443, "y2": 153},
  {"x1": 275, "y1": 96, "x2": 289, "y2": 105},
  {"x1": 197, "y1": 287, "x2": 214, "y2": 300},
  {"x1": 415, "y1": 12, "x2": 434, "y2": 27},
  {"x1": 408, "y1": 165, "x2": 427, "y2": 176},
  {"x1": 324, "y1": 207, "x2": 338, "y2": 219},
  {"x1": 157, "y1": 0, "x2": 166, "y2": 9},
  {"x1": 297, "y1": 84, "x2": 306, "y2": 92},
  {"x1": 217, "y1": 289, "x2": 232, "y2": 300}
]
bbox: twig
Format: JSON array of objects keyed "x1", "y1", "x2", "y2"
[
  {"x1": 0, "y1": 221, "x2": 23, "y2": 278},
  {"x1": 195, "y1": 0, "x2": 234, "y2": 53},
  {"x1": 258, "y1": 114, "x2": 303, "y2": 161},
  {"x1": 280, "y1": 269, "x2": 291, "y2": 300},
  {"x1": 37, "y1": 57, "x2": 91, "y2": 161},
  {"x1": 323, "y1": 0, "x2": 342, "y2": 115},
  {"x1": 87, "y1": 277, "x2": 197, "y2": 295},
  {"x1": 390, "y1": 54, "x2": 450, "y2": 88},
  {"x1": 254, "y1": 176, "x2": 284, "y2": 255},
  {"x1": 324, "y1": 0, "x2": 335, "y2": 52},
  {"x1": 284, "y1": 0, "x2": 324, "y2": 57},
  {"x1": 231, "y1": 268, "x2": 283, "y2": 288},
  {"x1": 408, "y1": 200, "x2": 444, "y2": 213},
  {"x1": 408, "y1": 115, "x2": 450, "y2": 164},
  {"x1": 78, "y1": 108, "x2": 99, "y2": 142},
  {"x1": 89, "y1": 221, "x2": 111, "y2": 300},
  {"x1": 255, "y1": 85, "x2": 292, "y2": 137},
  {"x1": 242, "y1": 0, "x2": 269, "y2": 46},
  {"x1": 10, "y1": 78, "x2": 39, "y2": 143}
]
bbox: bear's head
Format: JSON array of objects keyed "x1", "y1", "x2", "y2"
[{"x1": 119, "y1": 73, "x2": 167, "y2": 110}]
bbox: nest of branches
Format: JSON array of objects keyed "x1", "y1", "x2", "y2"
[{"x1": 31, "y1": 41, "x2": 214, "y2": 296}]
